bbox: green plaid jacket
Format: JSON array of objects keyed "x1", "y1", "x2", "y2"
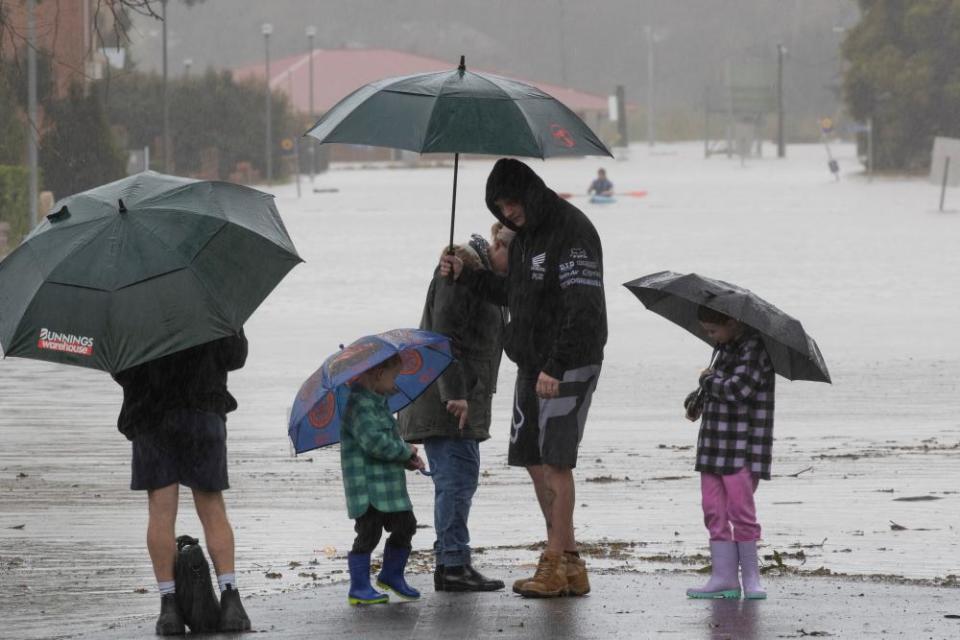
[{"x1": 340, "y1": 385, "x2": 414, "y2": 519}]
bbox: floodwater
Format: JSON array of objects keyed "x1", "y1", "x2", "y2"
[{"x1": 1, "y1": 142, "x2": 958, "y2": 639}]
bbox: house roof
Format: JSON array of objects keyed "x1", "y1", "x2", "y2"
[{"x1": 232, "y1": 48, "x2": 610, "y2": 115}]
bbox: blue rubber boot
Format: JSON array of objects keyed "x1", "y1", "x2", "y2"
[
  {"x1": 686, "y1": 541, "x2": 742, "y2": 599},
  {"x1": 376, "y1": 545, "x2": 421, "y2": 601},
  {"x1": 347, "y1": 553, "x2": 389, "y2": 606}
]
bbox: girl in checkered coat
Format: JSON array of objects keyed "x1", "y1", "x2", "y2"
[
  {"x1": 685, "y1": 306, "x2": 774, "y2": 600},
  {"x1": 340, "y1": 354, "x2": 427, "y2": 606}
]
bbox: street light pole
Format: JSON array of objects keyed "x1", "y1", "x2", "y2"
[
  {"x1": 262, "y1": 23, "x2": 273, "y2": 184},
  {"x1": 162, "y1": 0, "x2": 171, "y2": 171},
  {"x1": 645, "y1": 26, "x2": 655, "y2": 147},
  {"x1": 777, "y1": 43, "x2": 786, "y2": 158},
  {"x1": 27, "y1": 0, "x2": 38, "y2": 228},
  {"x1": 306, "y1": 25, "x2": 316, "y2": 183}
]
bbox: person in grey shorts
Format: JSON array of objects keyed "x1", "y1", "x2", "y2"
[
  {"x1": 441, "y1": 158, "x2": 607, "y2": 599},
  {"x1": 113, "y1": 333, "x2": 251, "y2": 635},
  {"x1": 509, "y1": 365, "x2": 601, "y2": 469}
]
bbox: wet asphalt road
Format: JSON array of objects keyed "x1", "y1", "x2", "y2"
[{"x1": 76, "y1": 570, "x2": 960, "y2": 640}]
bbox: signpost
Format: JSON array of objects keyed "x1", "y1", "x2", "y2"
[
  {"x1": 929, "y1": 136, "x2": 960, "y2": 211},
  {"x1": 819, "y1": 117, "x2": 839, "y2": 181}
]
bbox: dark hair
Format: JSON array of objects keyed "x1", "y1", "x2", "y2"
[
  {"x1": 371, "y1": 353, "x2": 403, "y2": 373},
  {"x1": 696, "y1": 305, "x2": 733, "y2": 325}
]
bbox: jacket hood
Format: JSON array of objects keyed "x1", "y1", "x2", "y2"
[{"x1": 485, "y1": 158, "x2": 560, "y2": 232}]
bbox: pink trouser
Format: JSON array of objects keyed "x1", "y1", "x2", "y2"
[{"x1": 701, "y1": 468, "x2": 761, "y2": 542}]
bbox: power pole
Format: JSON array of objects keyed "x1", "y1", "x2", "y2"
[
  {"x1": 27, "y1": 0, "x2": 38, "y2": 227},
  {"x1": 615, "y1": 85, "x2": 628, "y2": 150},
  {"x1": 777, "y1": 43, "x2": 786, "y2": 158},
  {"x1": 307, "y1": 26, "x2": 316, "y2": 183},
  {"x1": 162, "y1": 0, "x2": 171, "y2": 171},
  {"x1": 262, "y1": 23, "x2": 273, "y2": 184}
]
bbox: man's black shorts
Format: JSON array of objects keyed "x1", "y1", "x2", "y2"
[
  {"x1": 131, "y1": 410, "x2": 229, "y2": 491},
  {"x1": 508, "y1": 365, "x2": 601, "y2": 469}
]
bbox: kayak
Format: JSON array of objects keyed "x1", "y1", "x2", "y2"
[{"x1": 589, "y1": 194, "x2": 617, "y2": 204}]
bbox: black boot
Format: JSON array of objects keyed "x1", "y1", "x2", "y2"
[
  {"x1": 440, "y1": 564, "x2": 505, "y2": 592},
  {"x1": 217, "y1": 585, "x2": 251, "y2": 632},
  {"x1": 434, "y1": 564, "x2": 445, "y2": 591},
  {"x1": 155, "y1": 593, "x2": 185, "y2": 636}
]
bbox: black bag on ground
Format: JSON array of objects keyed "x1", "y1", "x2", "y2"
[{"x1": 174, "y1": 534, "x2": 221, "y2": 633}]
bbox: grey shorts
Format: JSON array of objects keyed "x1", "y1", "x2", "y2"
[
  {"x1": 508, "y1": 365, "x2": 601, "y2": 469},
  {"x1": 131, "y1": 410, "x2": 229, "y2": 492}
]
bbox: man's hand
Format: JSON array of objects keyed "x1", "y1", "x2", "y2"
[
  {"x1": 439, "y1": 254, "x2": 464, "y2": 280},
  {"x1": 446, "y1": 399, "x2": 469, "y2": 430},
  {"x1": 536, "y1": 371, "x2": 560, "y2": 399}
]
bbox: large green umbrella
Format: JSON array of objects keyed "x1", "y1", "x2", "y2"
[
  {"x1": 305, "y1": 56, "x2": 612, "y2": 248},
  {"x1": 0, "y1": 171, "x2": 302, "y2": 373}
]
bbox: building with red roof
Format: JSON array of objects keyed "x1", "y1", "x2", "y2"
[
  {"x1": 233, "y1": 47, "x2": 610, "y2": 117},
  {"x1": 232, "y1": 48, "x2": 614, "y2": 163}
]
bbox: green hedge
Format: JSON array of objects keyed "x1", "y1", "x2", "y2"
[{"x1": 0, "y1": 165, "x2": 30, "y2": 254}]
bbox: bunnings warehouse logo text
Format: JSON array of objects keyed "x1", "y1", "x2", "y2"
[{"x1": 37, "y1": 328, "x2": 95, "y2": 356}]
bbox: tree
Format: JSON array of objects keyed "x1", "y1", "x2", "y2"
[
  {"x1": 104, "y1": 70, "x2": 298, "y2": 180},
  {"x1": 39, "y1": 83, "x2": 126, "y2": 198},
  {"x1": 843, "y1": 0, "x2": 960, "y2": 171},
  {"x1": 0, "y1": 73, "x2": 24, "y2": 164}
]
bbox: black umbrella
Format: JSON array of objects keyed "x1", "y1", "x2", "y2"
[
  {"x1": 0, "y1": 171, "x2": 302, "y2": 373},
  {"x1": 305, "y1": 55, "x2": 612, "y2": 250},
  {"x1": 624, "y1": 271, "x2": 831, "y2": 383}
]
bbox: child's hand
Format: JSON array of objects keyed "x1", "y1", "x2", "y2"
[
  {"x1": 406, "y1": 455, "x2": 426, "y2": 471},
  {"x1": 446, "y1": 399, "x2": 469, "y2": 430}
]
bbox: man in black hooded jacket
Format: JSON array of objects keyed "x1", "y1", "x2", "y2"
[{"x1": 441, "y1": 158, "x2": 606, "y2": 598}]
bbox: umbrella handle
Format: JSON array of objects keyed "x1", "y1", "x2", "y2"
[
  {"x1": 446, "y1": 152, "x2": 460, "y2": 282},
  {"x1": 418, "y1": 468, "x2": 435, "y2": 477}
]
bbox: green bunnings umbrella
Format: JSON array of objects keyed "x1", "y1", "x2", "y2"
[
  {"x1": 0, "y1": 171, "x2": 302, "y2": 373},
  {"x1": 305, "y1": 55, "x2": 612, "y2": 249}
]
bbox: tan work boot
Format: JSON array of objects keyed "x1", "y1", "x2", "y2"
[
  {"x1": 565, "y1": 552, "x2": 590, "y2": 596},
  {"x1": 512, "y1": 555, "x2": 545, "y2": 594},
  {"x1": 516, "y1": 551, "x2": 568, "y2": 598}
]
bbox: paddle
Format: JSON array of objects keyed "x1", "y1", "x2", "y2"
[{"x1": 558, "y1": 190, "x2": 647, "y2": 199}]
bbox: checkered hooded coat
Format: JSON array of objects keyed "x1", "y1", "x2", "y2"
[
  {"x1": 340, "y1": 385, "x2": 414, "y2": 519},
  {"x1": 695, "y1": 331, "x2": 776, "y2": 480}
]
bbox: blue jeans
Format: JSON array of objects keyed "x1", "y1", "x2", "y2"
[{"x1": 424, "y1": 437, "x2": 480, "y2": 568}]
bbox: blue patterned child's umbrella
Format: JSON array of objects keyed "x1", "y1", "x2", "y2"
[{"x1": 289, "y1": 328, "x2": 454, "y2": 455}]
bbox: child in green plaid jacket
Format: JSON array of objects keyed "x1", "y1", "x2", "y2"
[{"x1": 341, "y1": 354, "x2": 426, "y2": 606}]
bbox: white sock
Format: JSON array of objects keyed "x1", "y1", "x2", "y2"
[
  {"x1": 158, "y1": 580, "x2": 175, "y2": 595},
  {"x1": 217, "y1": 572, "x2": 236, "y2": 592}
]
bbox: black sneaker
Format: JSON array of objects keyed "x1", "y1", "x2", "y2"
[
  {"x1": 155, "y1": 593, "x2": 185, "y2": 636},
  {"x1": 434, "y1": 565, "x2": 445, "y2": 592},
  {"x1": 218, "y1": 585, "x2": 251, "y2": 632},
  {"x1": 440, "y1": 565, "x2": 505, "y2": 592}
]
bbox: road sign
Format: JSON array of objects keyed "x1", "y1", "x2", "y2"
[{"x1": 930, "y1": 137, "x2": 960, "y2": 187}]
